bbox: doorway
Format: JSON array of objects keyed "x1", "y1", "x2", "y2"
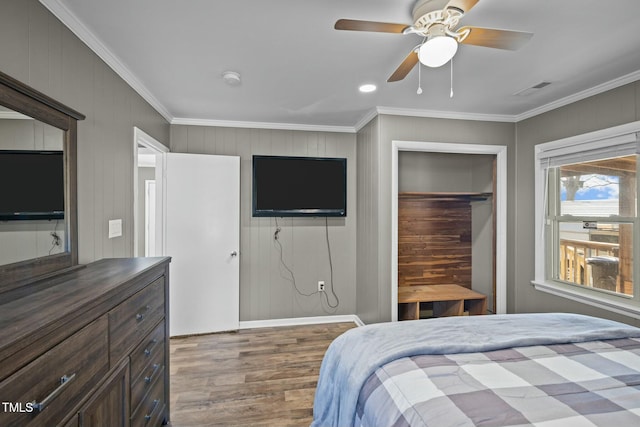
[
  {"x1": 133, "y1": 127, "x2": 168, "y2": 257},
  {"x1": 391, "y1": 141, "x2": 507, "y2": 321},
  {"x1": 132, "y1": 130, "x2": 241, "y2": 335}
]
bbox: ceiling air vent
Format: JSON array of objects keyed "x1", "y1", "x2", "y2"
[{"x1": 513, "y1": 81, "x2": 551, "y2": 96}]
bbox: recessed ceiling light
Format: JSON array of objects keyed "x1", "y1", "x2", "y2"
[{"x1": 359, "y1": 84, "x2": 377, "y2": 93}]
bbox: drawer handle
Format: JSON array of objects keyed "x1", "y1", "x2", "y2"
[
  {"x1": 145, "y1": 363, "x2": 161, "y2": 384},
  {"x1": 145, "y1": 399, "x2": 161, "y2": 422},
  {"x1": 136, "y1": 305, "x2": 151, "y2": 321},
  {"x1": 144, "y1": 338, "x2": 159, "y2": 357},
  {"x1": 30, "y1": 373, "x2": 76, "y2": 412}
]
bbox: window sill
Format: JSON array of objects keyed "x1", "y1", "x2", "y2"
[{"x1": 531, "y1": 280, "x2": 640, "y2": 320}]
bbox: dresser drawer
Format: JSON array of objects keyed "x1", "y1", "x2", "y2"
[
  {"x1": 0, "y1": 316, "x2": 109, "y2": 427},
  {"x1": 130, "y1": 320, "x2": 165, "y2": 381},
  {"x1": 131, "y1": 333, "x2": 165, "y2": 415},
  {"x1": 131, "y1": 364, "x2": 166, "y2": 427},
  {"x1": 109, "y1": 277, "x2": 164, "y2": 364}
]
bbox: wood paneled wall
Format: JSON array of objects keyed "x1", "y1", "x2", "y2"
[
  {"x1": 355, "y1": 117, "x2": 381, "y2": 324},
  {"x1": 170, "y1": 125, "x2": 357, "y2": 322},
  {"x1": 398, "y1": 194, "x2": 472, "y2": 289}
]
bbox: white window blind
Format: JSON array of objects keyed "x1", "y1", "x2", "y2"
[{"x1": 537, "y1": 132, "x2": 639, "y2": 168}]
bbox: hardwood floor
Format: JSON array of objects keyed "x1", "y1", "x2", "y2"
[{"x1": 170, "y1": 322, "x2": 356, "y2": 427}]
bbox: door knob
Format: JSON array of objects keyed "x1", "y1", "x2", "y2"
[{"x1": 230, "y1": 251, "x2": 238, "y2": 257}]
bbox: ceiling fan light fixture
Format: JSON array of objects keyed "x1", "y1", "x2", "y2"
[
  {"x1": 418, "y1": 36, "x2": 458, "y2": 68},
  {"x1": 359, "y1": 83, "x2": 377, "y2": 93}
]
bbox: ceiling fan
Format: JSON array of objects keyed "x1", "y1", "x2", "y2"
[{"x1": 335, "y1": 0, "x2": 533, "y2": 82}]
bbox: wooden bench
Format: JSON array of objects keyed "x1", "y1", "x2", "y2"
[{"x1": 398, "y1": 284, "x2": 487, "y2": 320}]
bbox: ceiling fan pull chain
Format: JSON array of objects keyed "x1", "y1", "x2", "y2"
[
  {"x1": 450, "y1": 57, "x2": 454, "y2": 98},
  {"x1": 417, "y1": 59, "x2": 423, "y2": 95}
]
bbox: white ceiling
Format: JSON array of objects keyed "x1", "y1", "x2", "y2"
[{"x1": 42, "y1": 0, "x2": 640, "y2": 131}]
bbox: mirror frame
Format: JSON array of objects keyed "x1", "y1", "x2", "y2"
[{"x1": 0, "y1": 70, "x2": 85, "y2": 292}]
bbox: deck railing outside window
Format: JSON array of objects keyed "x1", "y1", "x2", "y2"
[{"x1": 558, "y1": 237, "x2": 625, "y2": 293}]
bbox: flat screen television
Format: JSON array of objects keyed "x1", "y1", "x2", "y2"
[
  {"x1": 252, "y1": 155, "x2": 347, "y2": 217},
  {"x1": 0, "y1": 150, "x2": 65, "y2": 221}
]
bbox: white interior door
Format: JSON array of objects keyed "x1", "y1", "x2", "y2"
[{"x1": 165, "y1": 153, "x2": 240, "y2": 336}]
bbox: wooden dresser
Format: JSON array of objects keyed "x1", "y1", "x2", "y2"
[{"x1": 0, "y1": 257, "x2": 171, "y2": 427}]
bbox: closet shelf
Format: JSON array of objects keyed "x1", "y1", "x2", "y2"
[{"x1": 399, "y1": 192, "x2": 493, "y2": 202}]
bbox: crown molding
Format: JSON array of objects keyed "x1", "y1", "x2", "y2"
[
  {"x1": 39, "y1": 0, "x2": 173, "y2": 123},
  {"x1": 371, "y1": 68, "x2": 640, "y2": 125},
  {"x1": 514, "y1": 69, "x2": 640, "y2": 122},
  {"x1": 375, "y1": 106, "x2": 516, "y2": 123},
  {"x1": 171, "y1": 117, "x2": 356, "y2": 133},
  {"x1": 353, "y1": 108, "x2": 379, "y2": 132}
]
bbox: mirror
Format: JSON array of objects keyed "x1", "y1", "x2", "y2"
[
  {"x1": 0, "y1": 108, "x2": 65, "y2": 263},
  {"x1": 0, "y1": 70, "x2": 84, "y2": 292}
]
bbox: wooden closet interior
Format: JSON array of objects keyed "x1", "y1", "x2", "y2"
[{"x1": 397, "y1": 152, "x2": 496, "y2": 319}]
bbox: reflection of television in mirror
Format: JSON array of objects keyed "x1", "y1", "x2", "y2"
[
  {"x1": 0, "y1": 150, "x2": 64, "y2": 221},
  {"x1": 252, "y1": 155, "x2": 347, "y2": 217}
]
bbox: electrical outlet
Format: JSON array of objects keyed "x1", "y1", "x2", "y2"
[{"x1": 318, "y1": 281, "x2": 325, "y2": 292}]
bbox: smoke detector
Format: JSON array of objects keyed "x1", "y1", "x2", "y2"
[{"x1": 222, "y1": 71, "x2": 241, "y2": 86}]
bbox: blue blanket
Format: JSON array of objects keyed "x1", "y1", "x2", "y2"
[{"x1": 310, "y1": 313, "x2": 640, "y2": 427}]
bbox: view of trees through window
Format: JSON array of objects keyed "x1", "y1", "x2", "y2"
[{"x1": 554, "y1": 155, "x2": 636, "y2": 296}]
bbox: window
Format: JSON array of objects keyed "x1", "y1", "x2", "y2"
[{"x1": 533, "y1": 122, "x2": 640, "y2": 317}]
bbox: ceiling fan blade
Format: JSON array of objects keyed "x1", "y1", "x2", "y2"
[
  {"x1": 334, "y1": 19, "x2": 408, "y2": 34},
  {"x1": 388, "y1": 51, "x2": 419, "y2": 82},
  {"x1": 458, "y1": 26, "x2": 533, "y2": 50},
  {"x1": 445, "y1": 0, "x2": 480, "y2": 14}
]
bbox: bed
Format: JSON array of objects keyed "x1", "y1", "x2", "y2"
[{"x1": 311, "y1": 313, "x2": 640, "y2": 427}]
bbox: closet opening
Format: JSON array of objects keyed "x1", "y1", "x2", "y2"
[{"x1": 391, "y1": 141, "x2": 507, "y2": 321}]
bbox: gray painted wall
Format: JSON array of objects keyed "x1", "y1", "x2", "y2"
[
  {"x1": 356, "y1": 115, "x2": 515, "y2": 323},
  {"x1": 398, "y1": 151, "x2": 492, "y2": 192},
  {"x1": 399, "y1": 152, "x2": 470, "y2": 192},
  {"x1": 170, "y1": 125, "x2": 357, "y2": 321},
  {"x1": 469, "y1": 155, "x2": 495, "y2": 311},
  {"x1": 514, "y1": 81, "x2": 640, "y2": 327},
  {"x1": 356, "y1": 117, "x2": 381, "y2": 324},
  {"x1": 0, "y1": 0, "x2": 170, "y2": 264},
  {"x1": 0, "y1": 117, "x2": 62, "y2": 151}
]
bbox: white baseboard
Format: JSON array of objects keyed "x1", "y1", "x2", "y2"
[{"x1": 239, "y1": 314, "x2": 364, "y2": 330}]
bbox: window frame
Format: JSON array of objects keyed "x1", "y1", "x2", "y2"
[{"x1": 532, "y1": 120, "x2": 640, "y2": 318}]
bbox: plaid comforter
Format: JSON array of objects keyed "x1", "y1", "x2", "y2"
[{"x1": 356, "y1": 337, "x2": 640, "y2": 427}]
